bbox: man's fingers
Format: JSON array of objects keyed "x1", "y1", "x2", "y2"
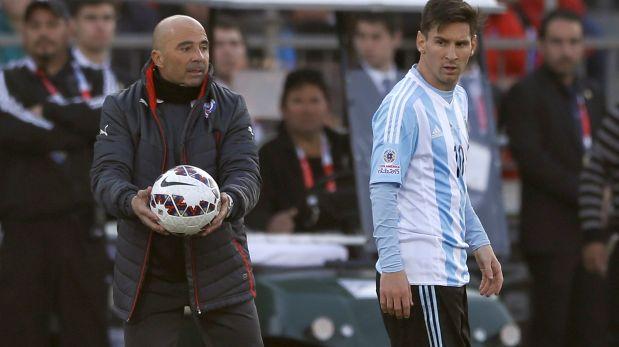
[
  {"x1": 402, "y1": 294, "x2": 411, "y2": 319},
  {"x1": 393, "y1": 297, "x2": 404, "y2": 319},
  {"x1": 380, "y1": 292, "x2": 388, "y2": 314},
  {"x1": 386, "y1": 296, "x2": 395, "y2": 316}
]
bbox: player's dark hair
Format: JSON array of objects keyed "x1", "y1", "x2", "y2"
[
  {"x1": 538, "y1": 9, "x2": 583, "y2": 40},
  {"x1": 280, "y1": 69, "x2": 330, "y2": 108},
  {"x1": 67, "y1": 0, "x2": 116, "y2": 17},
  {"x1": 354, "y1": 12, "x2": 401, "y2": 36},
  {"x1": 420, "y1": 0, "x2": 479, "y2": 37}
]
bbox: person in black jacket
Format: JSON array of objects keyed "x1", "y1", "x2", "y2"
[
  {"x1": 90, "y1": 15, "x2": 262, "y2": 346},
  {"x1": 0, "y1": 1, "x2": 114, "y2": 346},
  {"x1": 247, "y1": 69, "x2": 358, "y2": 233},
  {"x1": 502, "y1": 10, "x2": 609, "y2": 347}
]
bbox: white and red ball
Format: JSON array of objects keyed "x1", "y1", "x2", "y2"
[{"x1": 150, "y1": 165, "x2": 220, "y2": 236}]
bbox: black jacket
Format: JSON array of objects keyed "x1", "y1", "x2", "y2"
[
  {"x1": 502, "y1": 65, "x2": 607, "y2": 254},
  {"x1": 247, "y1": 125, "x2": 358, "y2": 232},
  {"x1": 0, "y1": 55, "x2": 110, "y2": 221},
  {"x1": 90, "y1": 61, "x2": 260, "y2": 321}
]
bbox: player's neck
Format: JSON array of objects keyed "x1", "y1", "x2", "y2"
[{"x1": 416, "y1": 60, "x2": 456, "y2": 91}]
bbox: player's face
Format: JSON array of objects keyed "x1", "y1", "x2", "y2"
[
  {"x1": 23, "y1": 9, "x2": 69, "y2": 62},
  {"x1": 416, "y1": 22, "x2": 476, "y2": 90},
  {"x1": 153, "y1": 23, "x2": 209, "y2": 87},
  {"x1": 213, "y1": 28, "x2": 247, "y2": 79},
  {"x1": 71, "y1": 4, "x2": 116, "y2": 53},
  {"x1": 540, "y1": 19, "x2": 584, "y2": 79},
  {"x1": 354, "y1": 21, "x2": 401, "y2": 70},
  {"x1": 282, "y1": 84, "x2": 329, "y2": 135}
]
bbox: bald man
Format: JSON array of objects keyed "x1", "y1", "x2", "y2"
[{"x1": 91, "y1": 16, "x2": 263, "y2": 346}]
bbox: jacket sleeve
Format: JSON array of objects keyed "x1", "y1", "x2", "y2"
[
  {"x1": 218, "y1": 95, "x2": 261, "y2": 221},
  {"x1": 43, "y1": 98, "x2": 102, "y2": 140},
  {"x1": 90, "y1": 95, "x2": 138, "y2": 219},
  {"x1": 502, "y1": 82, "x2": 579, "y2": 206}
]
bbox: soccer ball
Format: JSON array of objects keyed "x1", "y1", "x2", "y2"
[{"x1": 150, "y1": 165, "x2": 220, "y2": 236}]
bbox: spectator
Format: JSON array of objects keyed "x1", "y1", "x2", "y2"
[
  {"x1": 68, "y1": 0, "x2": 126, "y2": 87},
  {"x1": 0, "y1": 0, "x2": 29, "y2": 64},
  {"x1": 502, "y1": 9, "x2": 609, "y2": 347},
  {"x1": 0, "y1": 1, "x2": 114, "y2": 345},
  {"x1": 247, "y1": 69, "x2": 358, "y2": 233},
  {"x1": 213, "y1": 16, "x2": 248, "y2": 90},
  {"x1": 347, "y1": 13, "x2": 404, "y2": 236},
  {"x1": 579, "y1": 109, "x2": 619, "y2": 347}
]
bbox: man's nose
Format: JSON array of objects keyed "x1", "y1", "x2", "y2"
[{"x1": 446, "y1": 44, "x2": 457, "y2": 60}]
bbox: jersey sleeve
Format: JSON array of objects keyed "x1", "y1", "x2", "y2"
[{"x1": 369, "y1": 92, "x2": 419, "y2": 185}]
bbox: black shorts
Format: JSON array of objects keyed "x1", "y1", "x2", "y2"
[{"x1": 376, "y1": 272, "x2": 471, "y2": 347}]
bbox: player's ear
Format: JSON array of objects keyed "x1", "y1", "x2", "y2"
[{"x1": 416, "y1": 30, "x2": 426, "y2": 55}]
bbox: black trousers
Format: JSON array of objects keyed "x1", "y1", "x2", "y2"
[
  {"x1": 526, "y1": 252, "x2": 608, "y2": 347},
  {"x1": 124, "y1": 299, "x2": 264, "y2": 347},
  {"x1": 0, "y1": 214, "x2": 110, "y2": 347},
  {"x1": 376, "y1": 273, "x2": 470, "y2": 347}
]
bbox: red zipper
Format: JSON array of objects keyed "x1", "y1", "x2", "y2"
[
  {"x1": 232, "y1": 239, "x2": 256, "y2": 297},
  {"x1": 126, "y1": 231, "x2": 154, "y2": 321}
]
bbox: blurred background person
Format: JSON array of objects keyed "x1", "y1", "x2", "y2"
[
  {"x1": 213, "y1": 16, "x2": 248, "y2": 89},
  {"x1": 0, "y1": 1, "x2": 117, "y2": 345},
  {"x1": 502, "y1": 9, "x2": 609, "y2": 347},
  {"x1": 0, "y1": 0, "x2": 30, "y2": 64},
  {"x1": 579, "y1": 105, "x2": 619, "y2": 347},
  {"x1": 346, "y1": 13, "x2": 403, "y2": 237},
  {"x1": 68, "y1": 0, "x2": 127, "y2": 86},
  {"x1": 247, "y1": 69, "x2": 358, "y2": 233}
]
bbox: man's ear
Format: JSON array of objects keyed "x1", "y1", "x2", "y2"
[
  {"x1": 416, "y1": 30, "x2": 426, "y2": 55},
  {"x1": 151, "y1": 49, "x2": 163, "y2": 68}
]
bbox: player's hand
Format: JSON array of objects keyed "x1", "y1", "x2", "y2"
[
  {"x1": 473, "y1": 245, "x2": 503, "y2": 297},
  {"x1": 199, "y1": 192, "x2": 231, "y2": 236},
  {"x1": 266, "y1": 208, "x2": 298, "y2": 234},
  {"x1": 379, "y1": 270, "x2": 413, "y2": 319},
  {"x1": 583, "y1": 242, "x2": 608, "y2": 276},
  {"x1": 132, "y1": 186, "x2": 168, "y2": 235}
]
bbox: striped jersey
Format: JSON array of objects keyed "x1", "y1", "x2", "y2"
[{"x1": 370, "y1": 65, "x2": 489, "y2": 286}]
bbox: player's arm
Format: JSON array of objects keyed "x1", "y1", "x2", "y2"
[
  {"x1": 464, "y1": 194, "x2": 503, "y2": 296},
  {"x1": 216, "y1": 95, "x2": 261, "y2": 222},
  {"x1": 579, "y1": 113, "x2": 618, "y2": 275},
  {"x1": 370, "y1": 92, "x2": 417, "y2": 320},
  {"x1": 502, "y1": 83, "x2": 579, "y2": 205}
]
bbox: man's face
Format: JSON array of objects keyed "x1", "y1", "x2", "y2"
[
  {"x1": 354, "y1": 21, "x2": 401, "y2": 70},
  {"x1": 213, "y1": 27, "x2": 247, "y2": 79},
  {"x1": 153, "y1": 22, "x2": 209, "y2": 87},
  {"x1": 416, "y1": 22, "x2": 476, "y2": 90},
  {"x1": 282, "y1": 84, "x2": 328, "y2": 135},
  {"x1": 23, "y1": 8, "x2": 69, "y2": 62},
  {"x1": 71, "y1": 3, "x2": 116, "y2": 53},
  {"x1": 540, "y1": 19, "x2": 584, "y2": 79}
]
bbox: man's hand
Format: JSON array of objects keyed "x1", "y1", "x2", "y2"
[
  {"x1": 379, "y1": 270, "x2": 413, "y2": 320},
  {"x1": 473, "y1": 245, "x2": 503, "y2": 297},
  {"x1": 266, "y1": 208, "x2": 298, "y2": 234},
  {"x1": 583, "y1": 242, "x2": 608, "y2": 276},
  {"x1": 199, "y1": 192, "x2": 231, "y2": 236},
  {"x1": 131, "y1": 186, "x2": 168, "y2": 235}
]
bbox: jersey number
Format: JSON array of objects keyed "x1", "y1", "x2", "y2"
[{"x1": 454, "y1": 145, "x2": 465, "y2": 178}]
